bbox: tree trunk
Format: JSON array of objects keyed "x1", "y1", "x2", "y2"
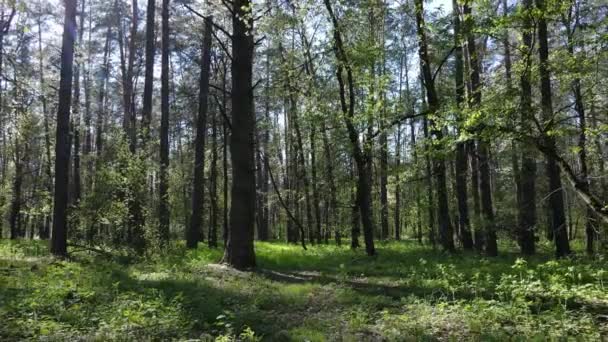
[
  {"x1": 220, "y1": 59, "x2": 229, "y2": 247},
  {"x1": 141, "y1": 0, "x2": 156, "y2": 144},
  {"x1": 536, "y1": 0, "x2": 570, "y2": 257},
  {"x1": 310, "y1": 125, "x2": 322, "y2": 244},
  {"x1": 321, "y1": 120, "x2": 339, "y2": 245},
  {"x1": 453, "y1": 0, "x2": 473, "y2": 250},
  {"x1": 350, "y1": 159, "x2": 361, "y2": 249},
  {"x1": 223, "y1": 0, "x2": 256, "y2": 269},
  {"x1": 37, "y1": 5, "x2": 52, "y2": 239},
  {"x1": 518, "y1": 0, "x2": 537, "y2": 255},
  {"x1": 50, "y1": 0, "x2": 77, "y2": 257},
  {"x1": 158, "y1": 0, "x2": 171, "y2": 242},
  {"x1": 463, "y1": 1, "x2": 496, "y2": 255},
  {"x1": 324, "y1": 0, "x2": 375, "y2": 256},
  {"x1": 209, "y1": 73, "x2": 219, "y2": 248},
  {"x1": 564, "y1": 4, "x2": 593, "y2": 254},
  {"x1": 187, "y1": 16, "x2": 212, "y2": 249},
  {"x1": 415, "y1": 0, "x2": 454, "y2": 251},
  {"x1": 95, "y1": 25, "x2": 111, "y2": 156}
]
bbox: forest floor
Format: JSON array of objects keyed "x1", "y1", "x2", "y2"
[{"x1": 1, "y1": 239, "x2": 607, "y2": 341}]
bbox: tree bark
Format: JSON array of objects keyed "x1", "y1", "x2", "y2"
[
  {"x1": 415, "y1": 0, "x2": 454, "y2": 251},
  {"x1": 453, "y1": 0, "x2": 473, "y2": 250},
  {"x1": 223, "y1": 0, "x2": 257, "y2": 268},
  {"x1": 564, "y1": 3, "x2": 593, "y2": 254},
  {"x1": 50, "y1": 0, "x2": 77, "y2": 257},
  {"x1": 324, "y1": 0, "x2": 375, "y2": 256},
  {"x1": 463, "y1": 1, "x2": 496, "y2": 256},
  {"x1": 158, "y1": 0, "x2": 171, "y2": 242},
  {"x1": 536, "y1": 0, "x2": 570, "y2": 257},
  {"x1": 517, "y1": 0, "x2": 537, "y2": 255},
  {"x1": 141, "y1": 0, "x2": 156, "y2": 144},
  {"x1": 188, "y1": 16, "x2": 213, "y2": 249}
]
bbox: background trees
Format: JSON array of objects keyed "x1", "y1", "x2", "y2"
[{"x1": 0, "y1": 0, "x2": 605, "y2": 262}]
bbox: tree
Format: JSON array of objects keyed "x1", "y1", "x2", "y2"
[
  {"x1": 324, "y1": 0, "x2": 376, "y2": 256},
  {"x1": 415, "y1": 0, "x2": 454, "y2": 252},
  {"x1": 159, "y1": 0, "x2": 170, "y2": 242},
  {"x1": 536, "y1": 0, "x2": 570, "y2": 257},
  {"x1": 452, "y1": 0, "x2": 473, "y2": 250},
  {"x1": 517, "y1": 0, "x2": 537, "y2": 255},
  {"x1": 50, "y1": 0, "x2": 78, "y2": 257},
  {"x1": 222, "y1": 0, "x2": 256, "y2": 269},
  {"x1": 188, "y1": 15, "x2": 213, "y2": 249},
  {"x1": 141, "y1": 0, "x2": 155, "y2": 143}
]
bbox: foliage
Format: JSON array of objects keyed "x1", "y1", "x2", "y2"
[{"x1": 1, "y1": 240, "x2": 606, "y2": 340}]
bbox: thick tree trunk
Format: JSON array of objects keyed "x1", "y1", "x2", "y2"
[
  {"x1": 50, "y1": 0, "x2": 77, "y2": 257},
  {"x1": 223, "y1": 0, "x2": 256, "y2": 269},
  {"x1": 536, "y1": 0, "x2": 570, "y2": 257},
  {"x1": 187, "y1": 16, "x2": 212, "y2": 249}
]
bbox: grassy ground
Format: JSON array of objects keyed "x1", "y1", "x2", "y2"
[{"x1": 1, "y1": 239, "x2": 607, "y2": 341}]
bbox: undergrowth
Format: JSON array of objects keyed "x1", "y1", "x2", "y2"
[{"x1": 1, "y1": 240, "x2": 606, "y2": 341}]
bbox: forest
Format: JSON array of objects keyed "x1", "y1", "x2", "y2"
[{"x1": 0, "y1": 0, "x2": 607, "y2": 340}]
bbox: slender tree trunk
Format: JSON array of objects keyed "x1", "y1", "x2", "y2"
[
  {"x1": 395, "y1": 123, "x2": 401, "y2": 241},
  {"x1": 71, "y1": 0, "x2": 86, "y2": 209},
  {"x1": 321, "y1": 121, "x2": 339, "y2": 245},
  {"x1": 536, "y1": 0, "x2": 570, "y2": 257},
  {"x1": 453, "y1": 0, "x2": 473, "y2": 250},
  {"x1": 95, "y1": 26, "x2": 111, "y2": 156},
  {"x1": 50, "y1": 0, "x2": 77, "y2": 257},
  {"x1": 464, "y1": 1, "x2": 496, "y2": 256},
  {"x1": 503, "y1": 0, "x2": 523, "y2": 249},
  {"x1": 223, "y1": 0, "x2": 256, "y2": 268},
  {"x1": 187, "y1": 16, "x2": 212, "y2": 249},
  {"x1": 220, "y1": 59, "x2": 229, "y2": 247},
  {"x1": 518, "y1": 0, "x2": 537, "y2": 255},
  {"x1": 415, "y1": 0, "x2": 454, "y2": 251},
  {"x1": 141, "y1": 0, "x2": 155, "y2": 144},
  {"x1": 158, "y1": 0, "x2": 171, "y2": 242},
  {"x1": 422, "y1": 117, "x2": 436, "y2": 246},
  {"x1": 37, "y1": 4, "x2": 52, "y2": 239},
  {"x1": 564, "y1": 5, "x2": 593, "y2": 254},
  {"x1": 409, "y1": 120, "x2": 422, "y2": 244},
  {"x1": 310, "y1": 125, "x2": 322, "y2": 244},
  {"x1": 209, "y1": 80, "x2": 219, "y2": 248},
  {"x1": 324, "y1": 0, "x2": 375, "y2": 256},
  {"x1": 256, "y1": 52, "x2": 271, "y2": 242},
  {"x1": 9, "y1": 150, "x2": 23, "y2": 239},
  {"x1": 351, "y1": 158, "x2": 361, "y2": 249}
]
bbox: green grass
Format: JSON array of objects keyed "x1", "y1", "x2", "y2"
[{"x1": 1, "y1": 239, "x2": 607, "y2": 341}]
